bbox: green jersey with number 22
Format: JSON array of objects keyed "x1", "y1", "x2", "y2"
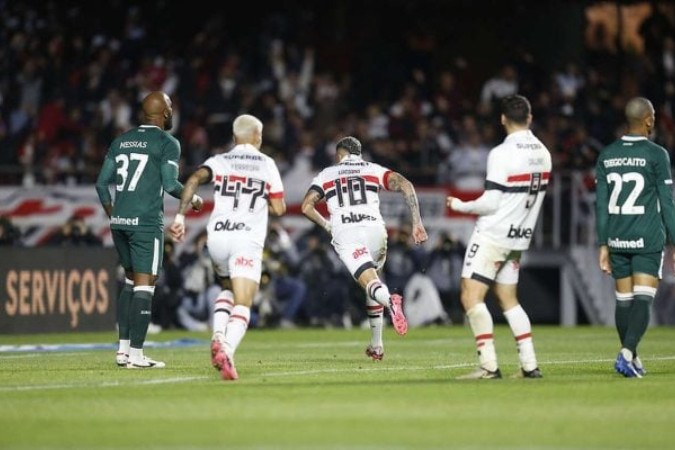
[{"x1": 595, "y1": 135, "x2": 675, "y2": 253}]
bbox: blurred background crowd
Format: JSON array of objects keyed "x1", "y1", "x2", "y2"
[{"x1": 1, "y1": 0, "x2": 674, "y2": 329}]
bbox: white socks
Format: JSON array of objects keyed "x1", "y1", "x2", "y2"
[
  {"x1": 366, "y1": 298, "x2": 384, "y2": 348},
  {"x1": 504, "y1": 304, "x2": 538, "y2": 372},
  {"x1": 466, "y1": 303, "x2": 498, "y2": 371},
  {"x1": 366, "y1": 279, "x2": 391, "y2": 308},
  {"x1": 118, "y1": 339, "x2": 130, "y2": 354},
  {"x1": 212, "y1": 290, "x2": 234, "y2": 336},
  {"x1": 223, "y1": 305, "x2": 250, "y2": 357},
  {"x1": 129, "y1": 347, "x2": 144, "y2": 361}
]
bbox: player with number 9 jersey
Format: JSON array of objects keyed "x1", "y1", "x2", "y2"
[
  {"x1": 453, "y1": 131, "x2": 552, "y2": 252},
  {"x1": 595, "y1": 136, "x2": 675, "y2": 254}
]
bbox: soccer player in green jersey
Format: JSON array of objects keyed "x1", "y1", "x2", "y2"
[
  {"x1": 595, "y1": 96, "x2": 675, "y2": 378},
  {"x1": 96, "y1": 91, "x2": 202, "y2": 368}
]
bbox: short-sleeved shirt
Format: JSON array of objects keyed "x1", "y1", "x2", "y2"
[
  {"x1": 473, "y1": 130, "x2": 552, "y2": 250},
  {"x1": 308, "y1": 154, "x2": 391, "y2": 239},
  {"x1": 202, "y1": 144, "x2": 284, "y2": 247},
  {"x1": 105, "y1": 125, "x2": 181, "y2": 232},
  {"x1": 595, "y1": 135, "x2": 675, "y2": 253}
]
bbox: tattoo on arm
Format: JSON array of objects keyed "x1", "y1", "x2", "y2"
[
  {"x1": 388, "y1": 172, "x2": 422, "y2": 225},
  {"x1": 177, "y1": 168, "x2": 210, "y2": 215},
  {"x1": 301, "y1": 190, "x2": 327, "y2": 227}
]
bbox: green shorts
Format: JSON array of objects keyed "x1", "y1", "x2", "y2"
[
  {"x1": 112, "y1": 229, "x2": 164, "y2": 276},
  {"x1": 610, "y1": 251, "x2": 663, "y2": 279}
]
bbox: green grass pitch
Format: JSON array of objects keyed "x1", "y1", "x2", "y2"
[{"x1": 2, "y1": 325, "x2": 675, "y2": 449}]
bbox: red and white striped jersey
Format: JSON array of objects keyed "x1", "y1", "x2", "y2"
[
  {"x1": 201, "y1": 144, "x2": 284, "y2": 246},
  {"x1": 455, "y1": 130, "x2": 552, "y2": 250},
  {"x1": 308, "y1": 154, "x2": 392, "y2": 235}
]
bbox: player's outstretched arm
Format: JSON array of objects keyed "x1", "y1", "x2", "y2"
[
  {"x1": 387, "y1": 172, "x2": 428, "y2": 244},
  {"x1": 169, "y1": 167, "x2": 209, "y2": 242},
  {"x1": 301, "y1": 190, "x2": 331, "y2": 233}
]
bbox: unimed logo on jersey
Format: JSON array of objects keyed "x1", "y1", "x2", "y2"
[
  {"x1": 234, "y1": 256, "x2": 254, "y2": 268},
  {"x1": 352, "y1": 247, "x2": 369, "y2": 259}
]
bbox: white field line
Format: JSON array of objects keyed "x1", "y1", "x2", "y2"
[
  {"x1": 2, "y1": 356, "x2": 675, "y2": 392},
  {"x1": 0, "y1": 352, "x2": 80, "y2": 359},
  {"x1": 0, "y1": 338, "x2": 462, "y2": 355},
  {"x1": 246, "y1": 338, "x2": 463, "y2": 350},
  {"x1": 0, "y1": 376, "x2": 209, "y2": 392},
  {"x1": 260, "y1": 355, "x2": 675, "y2": 377}
]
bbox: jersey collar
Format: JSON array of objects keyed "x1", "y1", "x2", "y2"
[
  {"x1": 339, "y1": 154, "x2": 363, "y2": 163},
  {"x1": 621, "y1": 135, "x2": 648, "y2": 142},
  {"x1": 139, "y1": 125, "x2": 160, "y2": 129},
  {"x1": 505, "y1": 129, "x2": 533, "y2": 141}
]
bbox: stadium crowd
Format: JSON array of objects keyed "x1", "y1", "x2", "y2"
[
  {"x1": 1, "y1": 1, "x2": 674, "y2": 329},
  {"x1": 0, "y1": 1, "x2": 673, "y2": 189}
]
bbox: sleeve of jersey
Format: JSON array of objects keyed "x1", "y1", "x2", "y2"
[
  {"x1": 161, "y1": 140, "x2": 183, "y2": 199},
  {"x1": 268, "y1": 159, "x2": 285, "y2": 200},
  {"x1": 594, "y1": 157, "x2": 609, "y2": 246},
  {"x1": 655, "y1": 149, "x2": 675, "y2": 244},
  {"x1": 307, "y1": 174, "x2": 325, "y2": 198},
  {"x1": 378, "y1": 166, "x2": 393, "y2": 190},
  {"x1": 95, "y1": 153, "x2": 116, "y2": 206},
  {"x1": 451, "y1": 150, "x2": 504, "y2": 215}
]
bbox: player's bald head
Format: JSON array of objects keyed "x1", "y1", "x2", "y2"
[
  {"x1": 142, "y1": 91, "x2": 172, "y2": 129},
  {"x1": 143, "y1": 91, "x2": 170, "y2": 115},
  {"x1": 625, "y1": 97, "x2": 654, "y2": 124}
]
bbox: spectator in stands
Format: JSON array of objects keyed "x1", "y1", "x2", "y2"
[
  {"x1": 480, "y1": 64, "x2": 519, "y2": 108},
  {"x1": 298, "y1": 227, "x2": 351, "y2": 328},
  {"x1": 150, "y1": 238, "x2": 184, "y2": 331},
  {"x1": 384, "y1": 224, "x2": 427, "y2": 296},
  {"x1": 263, "y1": 218, "x2": 307, "y2": 328},
  {"x1": 442, "y1": 129, "x2": 489, "y2": 191},
  {"x1": 45, "y1": 214, "x2": 102, "y2": 247},
  {"x1": 425, "y1": 232, "x2": 466, "y2": 324},
  {"x1": 0, "y1": 215, "x2": 22, "y2": 246},
  {"x1": 176, "y1": 230, "x2": 213, "y2": 332}
]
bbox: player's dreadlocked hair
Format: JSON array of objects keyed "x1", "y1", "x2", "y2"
[{"x1": 336, "y1": 136, "x2": 362, "y2": 155}]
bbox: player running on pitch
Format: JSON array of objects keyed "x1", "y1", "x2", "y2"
[{"x1": 301, "y1": 136, "x2": 427, "y2": 361}]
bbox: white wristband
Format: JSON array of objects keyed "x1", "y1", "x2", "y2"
[
  {"x1": 175, "y1": 214, "x2": 185, "y2": 226},
  {"x1": 191, "y1": 194, "x2": 202, "y2": 203}
]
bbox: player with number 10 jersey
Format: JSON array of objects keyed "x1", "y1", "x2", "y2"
[
  {"x1": 595, "y1": 136, "x2": 675, "y2": 254},
  {"x1": 310, "y1": 154, "x2": 389, "y2": 240}
]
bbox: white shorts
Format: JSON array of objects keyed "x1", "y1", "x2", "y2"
[
  {"x1": 461, "y1": 231, "x2": 521, "y2": 285},
  {"x1": 207, "y1": 235, "x2": 263, "y2": 283},
  {"x1": 332, "y1": 226, "x2": 387, "y2": 280}
]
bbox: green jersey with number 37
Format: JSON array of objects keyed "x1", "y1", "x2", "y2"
[
  {"x1": 95, "y1": 124, "x2": 184, "y2": 232},
  {"x1": 595, "y1": 135, "x2": 675, "y2": 253}
]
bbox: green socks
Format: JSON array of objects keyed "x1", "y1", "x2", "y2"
[
  {"x1": 129, "y1": 289, "x2": 154, "y2": 349},
  {"x1": 117, "y1": 282, "x2": 134, "y2": 340},
  {"x1": 623, "y1": 294, "x2": 654, "y2": 354}
]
